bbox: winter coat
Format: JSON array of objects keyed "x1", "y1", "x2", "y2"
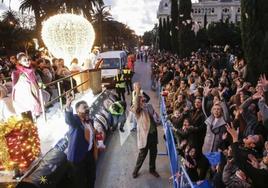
[
  {"x1": 132, "y1": 102, "x2": 159, "y2": 149},
  {"x1": 12, "y1": 68, "x2": 42, "y2": 116},
  {"x1": 232, "y1": 142, "x2": 268, "y2": 188},
  {"x1": 189, "y1": 109, "x2": 206, "y2": 150},
  {"x1": 222, "y1": 161, "x2": 251, "y2": 188},
  {"x1": 160, "y1": 71, "x2": 173, "y2": 87},
  {"x1": 176, "y1": 126, "x2": 197, "y2": 146},
  {"x1": 240, "y1": 97, "x2": 258, "y2": 137},
  {"x1": 65, "y1": 107, "x2": 94, "y2": 163},
  {"x1": 202, "y1": 115, "x2": 227, "y2": 153}
]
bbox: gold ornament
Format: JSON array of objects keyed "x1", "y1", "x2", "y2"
[{"x1": 0, "y1": 116, "x2": 41, "y2": 171}]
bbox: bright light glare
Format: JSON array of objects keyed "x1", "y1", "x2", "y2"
[{"x1": 42, "y1": 14, "x2": 95, "y2": 64}]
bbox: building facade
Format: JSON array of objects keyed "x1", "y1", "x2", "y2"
[{"x1": 157, "y1": 0, "x2": 241, "y2": 28}]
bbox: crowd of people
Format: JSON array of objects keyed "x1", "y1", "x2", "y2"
[
  {"x1": 0, "y1": 51, "x2": 84, "y2": 120},
  {"x1": 151, "y1": 48, "x2": 268, "y2": 187}
]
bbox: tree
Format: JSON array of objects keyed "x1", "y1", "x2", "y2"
[
  {"x1": 162, "y1": 18, "x2": 168, "y2": 51},
  {"x1": 3, "y1": 0, "x2": 104, "y2": 44},
  {"x1": 204, "y1": 13, "x2": 207, "y2": 28},
  {"x1": 59, "y1": 0, "x2": 104, "y2": 20},
  {"x1": 101, "y1": 20, "x2": 138, "y2": 51},
  {"x1": 166, "y1": 16, "x2": 172, "y2": 51},
  {"x1": 158, "y1": 18, "x2": 164, "y2": 51},
  {"x1": 178, "y1": 0, "x2": 195, "y2": 57},
  {"x1": 241, "y1": 0, "x2": 268, "y2": 83},
  {"x1": 142, "y1": 25, "x2": 158, "y2": 48},
  {"x1": 171, "y1": 0, "x2": 179, "y2": 54},
  {"x1": 0, "y1": 19, "x2": 34, "y2": 55},
  {"x1": 196, "y1": 28, "x2": 209, "y2": 49},
  {"x1": 1, "y1": 10, "x2": 20, "y2": 26},
  {"x1": 92, "y1": 5, "x2": 112, "y2": 47},
  {"x1": 207, "y1": 20, "x2": 241, "y2": 47},
  {"x1": 19, "y1": 0, "x2": 42, "y2": 38}
]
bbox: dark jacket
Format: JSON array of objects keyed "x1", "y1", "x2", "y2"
[
  {"x1": 160, "y1": 71, "x2": 173, "y2": 87},
  {"x1": 222, "y1": 161, "x2": 251, "y2": 188},
  {"x1": 231, "y1": 142, "x2": 268, "y2": 188},
  {"x1": 240, "y1": 97, "x2": 258, "y2": 137},
  {"x1": 65, "y1": 107, "x2": 90, "y2": 164},
  {"x1": 189, "y1": 109, "x2": 206, "y2": 150},
  {"x1": 175, "y1": 126, "x2": 197, "y2": 146}
]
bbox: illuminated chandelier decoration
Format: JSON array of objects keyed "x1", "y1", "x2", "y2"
[{"x1": 42, "y1": 13, "x2": 95, "y2": 64}]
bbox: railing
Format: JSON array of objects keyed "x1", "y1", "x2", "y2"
[
  {"x1": 158, "y1": 81, "x2": 194, "y2": 188},
  {"x1": 160, "y1": 95, "x2": 195, "y2": 188},
  {"x1": 39, "y1": 69, "x2": 97, "y2": 121}
]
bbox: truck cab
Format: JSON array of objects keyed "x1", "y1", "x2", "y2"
[{"x1": 98, "y1": 51, "x2": 127, "y2": 88}]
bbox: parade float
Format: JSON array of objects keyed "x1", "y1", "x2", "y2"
[{"x1": 0, "y1": 13, "x2": 112, "y2": 187}]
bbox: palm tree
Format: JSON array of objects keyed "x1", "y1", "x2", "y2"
[
  {"x1": 19, "y1": 0, "x2": 42, "y2": 37},
  {"x1": 58, "y1": 0, "x2": 104, "y2": 20},
  {"x1": 92, "y1": 5, "x2": 112, "y2": 46},
  {"x1": 1, "y1": 10, "x2": 20, "y2": 27}
]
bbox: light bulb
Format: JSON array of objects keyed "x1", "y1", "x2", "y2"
[{"x1": 42, "y1": 13, "x2": 95, "y2": 65}]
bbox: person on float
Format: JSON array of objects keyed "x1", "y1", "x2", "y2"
[
  {"x1": 70, "y1": 58, "x2": 82, "y2": 73},
  {"x1": 65, "y1": 93, "x2": 97, "y2": 188},
  {"x1": 11, "y1": 52, "x2": 42, "y2": 117}
]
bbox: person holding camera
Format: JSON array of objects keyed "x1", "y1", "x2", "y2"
[{"x1": 65, "y1": 93, "x2": 97, "y2": 188}]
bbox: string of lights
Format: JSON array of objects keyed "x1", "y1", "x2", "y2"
[{"x1": 42, "y1": 13, "x2": 95, "y2": 65}]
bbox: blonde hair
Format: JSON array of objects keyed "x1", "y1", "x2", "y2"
[{"x1": 211, "y1": 103, "x2": 223, "y2": 115}]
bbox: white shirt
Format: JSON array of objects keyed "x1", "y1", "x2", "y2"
[{"x1": 83, "y1": 121, "x2": 94, "y2": 151}]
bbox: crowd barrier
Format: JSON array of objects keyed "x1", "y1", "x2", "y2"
[
  {"x1": 158, "y1": 80, "x2": 212, "y2": 188},
  {"x1": 159, "y1": 93, "x2": 195, "y2": 188}
]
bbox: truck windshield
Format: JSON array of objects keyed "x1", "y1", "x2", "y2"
[{"x1": 101, "y1": 58, "x2": 120, "y2": 69}]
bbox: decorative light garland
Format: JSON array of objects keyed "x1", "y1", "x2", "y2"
[
  {"x1": 42, "y1": 13, "x2": 95, "y2": 65},
  {"x1": 0, "y1": 116, "x2": 41, "y2": 171}
]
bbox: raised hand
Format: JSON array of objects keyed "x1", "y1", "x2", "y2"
[
  {"x1": 247, "y1": 154, "x2": 260, "y2": 169},
  {"x1": 226, "y1": 123, "x2": 238, "y2": 143},
  {"x1": 66, "y1": 92, "x2": 74, "y2": 108},
  {"x1": 259, "y1": 74, "x2": 268, "y2": 90},
  {"x1": 204, "y1": 86, "x2": 212, "y2": 96},
  {"x1": 252, "y1": 92, "x2": 263, "y2": 100}
]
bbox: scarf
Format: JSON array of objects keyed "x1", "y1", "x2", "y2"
[{"x1": 12, "y1": 65, "x2": 38, "y2": 86}]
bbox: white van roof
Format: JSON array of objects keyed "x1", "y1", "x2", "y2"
[{"x1": 98, "y1": 51, "x2": 127, "y2": 59}]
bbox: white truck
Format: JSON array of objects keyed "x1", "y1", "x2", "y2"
[{"x1": 98, "y1": 51, "x2": 127, "y2": 88}]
